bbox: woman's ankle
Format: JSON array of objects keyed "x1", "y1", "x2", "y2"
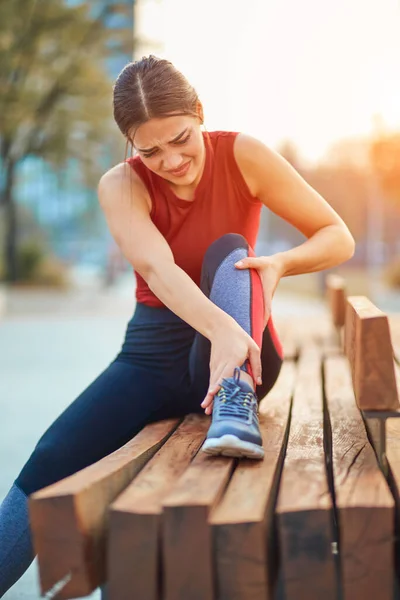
[{"x1": 239, "y1": 370, "x2": 255, "y2": 390}]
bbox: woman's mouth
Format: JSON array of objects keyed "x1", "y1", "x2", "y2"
[{"x1": 168, "y1": 160, "x2": 191, "y2": 178}]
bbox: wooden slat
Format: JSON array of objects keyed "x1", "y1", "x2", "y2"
[
  {"x1": 286, "y1": 317, "x2": 333, "y2": 353},
  {"x1": 162, "y1": 453, "x2": 234, "y2": 600},
  {"x1": 108, "y1": 414, "x2": 209, "y2": 600},
  {"x1": 276, "y1": 344, "x2": 337, "y2": 600},
  {"x1": 344, "y1": 296, "x2": 356, "y2": 363},
  {"x1": 28, "y1": 419, "x2": 179, "y2": 598},
  {"x1": 209, "y1": 361, "x2": 296, "y2": 600},
  {"x1": 274, "y1": 320, "x2": 298, "y2": 361},
  {"x1": 325, "y1": 355, "x2": 394, "y2": 600},
  {"x1": 326, "y1": 274, "x2": 346, "y2": 328},
  {"x1": 384, "y1": 364, "x2": 400, "y2": 591},
  {"x1": 345, "y1": 296, "x2": 399, "y2": 410},
  {"x1": 282, "y1": 336, "x2": 298, "y2": 361},
  {"x1": 387, "y1": 363, "x2": 400, "y2": 465},
  {"x1": 315, "y1": 326, "x2": 343, "y2": 358},
  {"x1": 389, "y1": 316, "x2": 400, "y2": 363}
]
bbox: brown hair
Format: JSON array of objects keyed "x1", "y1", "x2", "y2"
[{"x1": 113, "y1": 55, "x2": 201, "y2": 143}]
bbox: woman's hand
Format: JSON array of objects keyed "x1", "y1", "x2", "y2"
[
  {"x1": 235, "y1": 255, "x2": 284, "y2": 326},
  {"x1": 201, "y1": 319, "x2": 262, "y2": 415}
]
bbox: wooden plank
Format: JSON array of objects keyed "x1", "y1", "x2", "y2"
[
  {"x1": 315, "y1": 326, "x2": 343, "y2": 358},
  {"x1": 298, "y1": 313, "x2": 342, "y2": 358},
  {"x1": 274, "y1": 320, "x2": 298, "y2": 361},
  {"x1": 162, "y1": 453, "x2": 234, "y2": 600},
  {"x1": 210, "y1": 361, "x2": 296, "y2": 600},
  {"x1": 364, "y1": 357, "x2": 400, "y2": 470},
  {"x1": 325, "y1": 355, "x2": 394, "y2": 600},
  {"x1": 345, "y1": 296, "x2": 399, "y2": 410},
  {"x1": 344, "y1": 296, "x2": 357, "y2": 371},
  {"x1": 384, "y1": 363, "x2": 400, "y2": 591},
  {"x1": 276, "y1": 344, "x2": 337, "y2": 600},
  {"x1": 108, "y1": 414, "x2": 209, "y2": 600},
  {"x1": 282, "y1": 336, "x2": 298, "y2": 361},
  {"x1": 389, "y1": 315, "x2": 400, "y2": 363},
  {"x1": 277, "y1": 316, "x2": 337, "y2": 361},
  {"x1": 386, "y1": 363, "x2": 400, "y2": 461},
  {"x1": 326, "y1": 274, "x2": 346, "y2": 328},
  {"x1": 283, "y1": 317, "x2": 331, "y2": 342},
  {"x1": 28, "y1": 418, "x2": 179, "y2": 598}
]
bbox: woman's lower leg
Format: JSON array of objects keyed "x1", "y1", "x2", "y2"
[
  {"x1": 0, "y1": 354, "x2": 191, "y2": 597},
  {"x1": 190, "y1": 233, "x2": 283, "y2": 400},
  {"x1": 0, "y1": 483, "x2": 34, "y2": 597}
]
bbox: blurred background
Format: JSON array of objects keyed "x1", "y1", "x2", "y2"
[{"x1": 1, "y1": 0, "x2": 400, "y2": 597}]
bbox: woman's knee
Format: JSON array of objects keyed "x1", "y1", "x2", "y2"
[
  {"x1": 204, "y1": 233, "x2": 249, "y2": 267},
  {"x1": 201, "y1": 234, "x2": 251, "y2": 293}
]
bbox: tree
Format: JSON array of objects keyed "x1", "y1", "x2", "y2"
[{"x1": 0, "y1": 0, "x2": 132, "y2": 281}]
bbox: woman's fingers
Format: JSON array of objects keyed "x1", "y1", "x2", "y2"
[
  {"x1": 235, "y1": 257, "x2": 266, "y2": 269},
  {"x1": 202, "y1": 333, "x2": 262, "y2": 415},
  {"x1": 208, "y1": 361, "x2": 228, "y2": 393},
  {"x1": 201, "y1": 379, "x2": 222, "y2": 409},
  {"x1": 204, "y1": 401, "x2": 214, "y2": 415},
  {"x1": 202, "y1": 350, "x2": 261, "y2": 414},
  {"x1": 201, "y1": 361, "x2": 240, "y2": 412},
  {"x1": 201, "y1": 360, "x2": 232, "y2": 412}
]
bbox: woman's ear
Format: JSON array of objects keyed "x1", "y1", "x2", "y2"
[{"x1": 196, "y1": 101, "x2": 204, "y2": 124}]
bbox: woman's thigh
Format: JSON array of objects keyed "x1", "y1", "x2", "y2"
[{"x1": 15, "y1": 360, "x2": 183, "y2": 496}]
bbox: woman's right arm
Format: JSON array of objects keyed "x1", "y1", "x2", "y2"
[{"x1": 98, "y1": 164, "x2": 262, "y2": 409}]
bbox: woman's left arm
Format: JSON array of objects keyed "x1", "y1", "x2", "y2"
[{"x1": 233, "y1": 134, "x2": 355, "y2": 322}]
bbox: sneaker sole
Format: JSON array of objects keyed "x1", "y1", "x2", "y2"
[{"x1": 201, "y1": 434, "x2": 264, "y2": 460}]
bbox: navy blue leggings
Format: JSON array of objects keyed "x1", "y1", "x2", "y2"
[{"x1": 16, "y1": 233, "x2": 283, "y2": 497}]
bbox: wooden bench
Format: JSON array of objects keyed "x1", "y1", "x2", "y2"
[{"x1": 29, "y1": 289, "x2": 400, "y2": 600}]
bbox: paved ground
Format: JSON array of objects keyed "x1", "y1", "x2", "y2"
[{"x1": 0, "y1": 275, "x2": 327, "y2": 599}]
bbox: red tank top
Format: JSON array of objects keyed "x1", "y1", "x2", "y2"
[{"x1": 127, "y1": 131, "x2": 262, "y2": 307}]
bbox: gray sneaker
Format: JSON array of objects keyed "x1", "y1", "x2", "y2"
[{"x1": 201, "y1": 367, "x2": 264, "y2": 459}]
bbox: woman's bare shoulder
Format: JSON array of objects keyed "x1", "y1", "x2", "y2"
[
  {"x1": 98, "y1": 162, "x2": 151, "y2": 211},
  {"x1": 98, "y1": 162, "x2": 142, "y2": 192}
]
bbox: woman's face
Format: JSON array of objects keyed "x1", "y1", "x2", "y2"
[{"x1": 132, "y1": 114, "x2": 205, "y2": 187}]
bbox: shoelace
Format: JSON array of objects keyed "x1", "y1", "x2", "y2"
[{"x1": 217, "y1": 368, "x2": 258, "y2": 421}]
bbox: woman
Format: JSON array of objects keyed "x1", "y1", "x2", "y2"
[{"x1": 0, "y1": 55, "x2": 354, "y2": 596}]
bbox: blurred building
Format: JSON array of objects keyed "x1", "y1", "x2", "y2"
[{"x1": 14, "y1": 0, "x2": 134, "y2": 267}]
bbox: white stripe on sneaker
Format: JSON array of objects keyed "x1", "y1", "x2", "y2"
[{"x1": 201, "y1": 434, "x2": 264, "y2": 460}]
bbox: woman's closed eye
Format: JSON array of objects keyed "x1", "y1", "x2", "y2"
[
  {"x1": 142, "y1": 150, "x2": 158, "y2": 158},
  {"x1": 141, "y1": 133, "x2": 192, "y2": 159},
  {"x1": 173, "y1": 132, "x2": 191, "y2": 146}
]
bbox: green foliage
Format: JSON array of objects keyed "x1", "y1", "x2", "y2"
[
  {"x1": 0, "y1": 0, "x2": 131, "y2": 171},
  {"x1": 17, "y1": 240, "x2": 44, "y2": 280},
  {"x1": 16, "y1": 239, "x2": 68, "y2": 287},
  {"x1": 34, "y1": 257, "x2": 69, "y2": 288},
  {"x1": 0, "y1": 0, "x2": 132, "y2": 280}
]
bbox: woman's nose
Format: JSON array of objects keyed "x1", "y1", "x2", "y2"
[{"x1": 163, "y1": 153, "x2": 184, "y2": 171}]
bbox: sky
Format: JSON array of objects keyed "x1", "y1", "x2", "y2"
[{"x1": 136, "y1": 0, "x2": 400, "y2": 164}]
